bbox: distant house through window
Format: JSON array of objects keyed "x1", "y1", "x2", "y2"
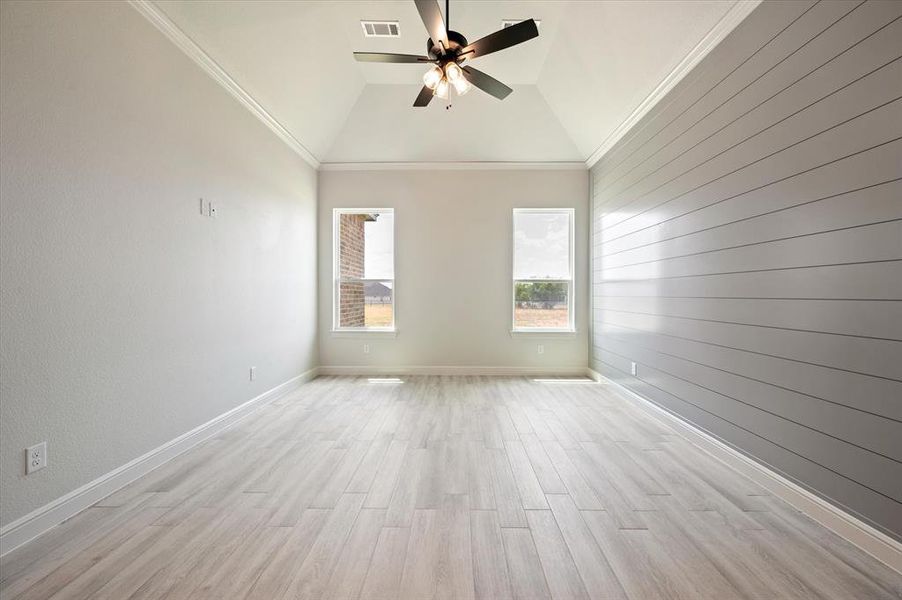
[
  {"x1": 512, "y1": 208, "x2": 574, "y2": 331},
  {"x1": 333, "y1": 209, "x2": 394, "y2": 330}
]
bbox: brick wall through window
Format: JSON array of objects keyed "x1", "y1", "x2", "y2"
[{"x1": 339, "y1": 214, "x2": 367, "y2": 327}]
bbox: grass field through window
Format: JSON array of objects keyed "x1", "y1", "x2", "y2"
[
  {"x1": 514, "y1": 307, "x2": 569, "y2": 329},
  {"x1": 365, "y1": 303, "x2": 393, "y2": 327},
  {"x1": 364, "y1": 304, "x2": 568, "y2": 329}
]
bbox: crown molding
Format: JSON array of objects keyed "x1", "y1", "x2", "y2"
[
  {"x1": 130, "y1": 0, "x2": 757, "y2": 173},
  {"x1": 585, "y1": 0, "x2": 761, "y2": 169},
  {"x1": 128, "y1": 0, "x2": 321, "y2": 169},
  {"x1": 319, "y1": 161, "x2": 587, "y2": 171}
]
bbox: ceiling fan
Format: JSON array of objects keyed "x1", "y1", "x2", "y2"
[{"x1": 353, "y1": 0, "x2": 539, "y2": 107}]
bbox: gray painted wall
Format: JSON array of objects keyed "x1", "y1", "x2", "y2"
[
  {"x1": 318, "y1": 169, "x2": 589, "y2": 371},
  {"x1": 590, "y1": 0, "x2": 902, "y2": 539},
  {"x1": 0, "y1": 1, "x2": 318, "y2": 527}
]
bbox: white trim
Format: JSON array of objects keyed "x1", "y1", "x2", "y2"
[
  {"x1": 319, "y1": 162, "x2": 588, "y2": 171},
  {"x1": 127, "y1": 0, "x2": 320, "y2": 169},
  {"x1": 0, "y1": 367, "x2": 319, "y2": 558},
  {"x1": 510, "y1": 329, "x2": 577, "y2": 336},
  {"x1": 584, "y1": 0, "x2": 761, "y2": 168},
  {"x1": 128, "y1": 0, "x2": 756, "y2": 172},
  {"x1": 585, "y1": 368, "x2": 902, "y2": 574},
  {"x1": 319, "y1": 365, "x2": 588, "y2": 377},
  {"x1": 330, "y1": 330, "x2": 398, "y2": 338}
]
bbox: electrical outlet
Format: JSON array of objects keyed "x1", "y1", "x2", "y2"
[
  {"x1": 199, "y1": 198, "x2": 217, "y2": 218},
  {"x1": 249, "y1": 366, "x2": 256, "y2": 381},
  {"x1": 537, "y1": 344, "x2": 544, "y2": 355},
  {"x1": 363, "y1": 343, "x2": 370, "y2": 354},
  {"x1": 631, "y1": 361, "x2": 638, "y2": 376},
  {"x1": 26, "y1": 441, "x2": 47, "y2": 475}
]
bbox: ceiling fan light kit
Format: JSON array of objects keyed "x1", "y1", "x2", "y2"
[
  {"x1": 451, "y1": 76, "x2": 470, "y2": 96},
  {"x1": 423, "y1": 65, "x2": 443, "y2": 89},
  {"x1": 444, "y1": 62, "x2": 464, "y2": 83},
  {"x1": 353, "y1": 0, "x2": 539, "y2": 107},
  {"x1": 434, "y1": 77, "x2": 450, "y2": 99}
]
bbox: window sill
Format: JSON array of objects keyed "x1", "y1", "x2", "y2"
[
  {"x1": 331, "y1": 329, "x2": 397, "y2": 338},
  {"x1": 510, "y1": 329, "x2": 577, "y2": 337}
]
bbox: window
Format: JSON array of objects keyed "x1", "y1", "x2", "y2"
[
  {"x1": 512, "y1": 208, "x2": 574, "y2": 331},
  {"x1": 333, "y1": 209, "x2": 394, "y2": 331}
]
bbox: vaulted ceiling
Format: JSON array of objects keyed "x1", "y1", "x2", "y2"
[{"x1": 151, "y1": 0, "x2": 748, "y2": 165}]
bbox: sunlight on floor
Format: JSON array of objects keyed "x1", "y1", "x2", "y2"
[{"x1": 531, "y1": 377, "x2": 598, "y2": 384}]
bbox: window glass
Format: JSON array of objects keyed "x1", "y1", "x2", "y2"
[
  {"x1": 335, "y1": 210, "x2": 394, "y2": 330},
  {"x1": 514, "y1": 211, "x2": 571, "y2": 279},
  {"x1": 513, "y1": 209, "x2": 574, "y2": 331}
]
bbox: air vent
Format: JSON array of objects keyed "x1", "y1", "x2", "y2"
[
  {"x1": 502, "y1": 19, "x2": 541, "y2": 29},
  {"x1": 361, "y1": 20, "x2": 400, "y2": 38}
]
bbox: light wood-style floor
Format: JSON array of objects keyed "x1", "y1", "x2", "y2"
[{"x1": 2, "y1": 376, "x2": 900, "y2": 599}]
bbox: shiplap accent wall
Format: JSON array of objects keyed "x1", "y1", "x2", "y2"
[{"x1": 590, "y1": 0, "x2": 902, "y2": 540}]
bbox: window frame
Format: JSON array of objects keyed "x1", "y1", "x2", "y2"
[
  {"x1": 332, "y1": 208, "x2": 396, "y2": 333},
  {"x1": 511, "y1": 207, "x2": 575, "y2": 333}
]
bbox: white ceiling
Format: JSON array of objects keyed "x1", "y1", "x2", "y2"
[
  {"x1": 329, "y1": 84, "x2": 581, "y2": 163},
  {"x1": 153, "y1": 0, "x2": 742, "y2": 165}
]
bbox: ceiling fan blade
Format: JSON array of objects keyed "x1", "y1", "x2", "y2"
[
  {"x1": 413, "y1": 85, "x2": 434, "y2": 107},
  {"x1": 414, "y1": 0, "x2": 449, "y2": 53},
  {"x1": 460, "y1": 19, "x2": 539, "y2": 59},
  {"x1": 354, "y1": 52, "x2": 432, "y2": 63},
  {"x1": 462, "y1": 66, "x2": 513, "y2": 100}
]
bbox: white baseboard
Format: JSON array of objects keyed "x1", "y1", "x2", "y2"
[
  {"x1": 585, "y1": 368, "x2": 902, "y2": 574},
  {"x1": 318, "y1": 365, "x2": 588, "y2": 377},
  {"x1": 0, "y1": 367, "x2": 319, "y2": 557}
]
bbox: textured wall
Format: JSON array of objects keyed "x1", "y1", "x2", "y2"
[
  {"x1": 0, "y1": 1, "x2": 318, "y2": 526},
  {"x1": 590, "y1": 0, "x2": 902, "y2": 539},
  {"x1": 318, "y1": 169, "x2": 589, "y2": 371}
]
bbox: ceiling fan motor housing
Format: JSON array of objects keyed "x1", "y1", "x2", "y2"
[{"x1": 427, "y1": 30, "x2": 468, "y2": 62}]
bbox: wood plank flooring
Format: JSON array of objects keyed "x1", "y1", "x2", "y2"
[{"x1": 2, "y1": 375, "x2": 900, "y2": 599}]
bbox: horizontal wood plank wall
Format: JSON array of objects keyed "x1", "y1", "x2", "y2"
[{"x1": 590, "y1": 0, "x2": 902, "y2": 541}]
